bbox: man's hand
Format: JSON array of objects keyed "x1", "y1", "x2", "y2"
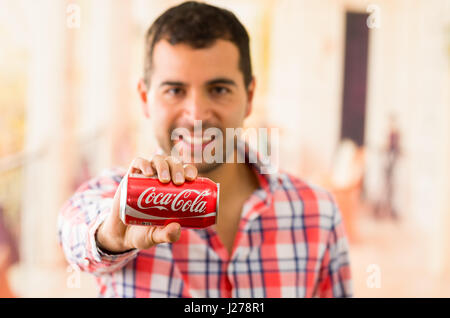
[{"x1": 96, "y1": 155, "x2": 198, "y2": 253}]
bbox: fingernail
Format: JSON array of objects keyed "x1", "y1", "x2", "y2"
[
  {"x1": 186, "y1": 170, "x2": 195, "y2": 179},
  {"x1": 175, "y1": 172, "x2": 184, "y2": 183},
  {"x1": 161, "y1": 170, "x2": 170, "y2": 180}
]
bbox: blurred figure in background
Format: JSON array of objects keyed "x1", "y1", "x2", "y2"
[{"x1": 375, "y1": 114, "x2": 402, "y2": 220}]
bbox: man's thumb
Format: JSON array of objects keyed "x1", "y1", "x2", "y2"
[{"x1": 147, "y1": 223, "x2": 181, "y2": 247}]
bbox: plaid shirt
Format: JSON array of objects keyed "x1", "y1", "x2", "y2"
[{"x1": 58, "y1": 145, "x2": 352, "y2": 298}]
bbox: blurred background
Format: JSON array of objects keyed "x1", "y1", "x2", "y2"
[{"x1": 0, "y1": 0, "x2": 449, "y2": 297}]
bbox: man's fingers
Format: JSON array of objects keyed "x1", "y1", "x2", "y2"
[
  {"x1": 183, "y1": 164, "x2": 198, "y2": 181},
  {"x1": 165, "y1": 156, "x2": 185, "y2": 185},
  {"x1": 130, "y1": 157, "x2": 154, "y2": 176},
  {"x1": 128, "y1": 156, "x2": 197, "y2": 183},
  {"x1": 150, "y1": 155, "x2": 171, "y2": 183}
]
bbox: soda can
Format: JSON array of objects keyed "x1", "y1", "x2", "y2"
[{"x1": 119, "y1": 174, "x2": 219, "y2": 228}]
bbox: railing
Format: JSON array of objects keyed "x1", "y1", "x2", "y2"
[{"x1": 0, "y1": 149, "x2": 45, "y2": 174}]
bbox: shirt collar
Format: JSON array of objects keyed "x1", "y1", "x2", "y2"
[{"x1": 236, "y1": 141, "x2": 281, "y2": 208}]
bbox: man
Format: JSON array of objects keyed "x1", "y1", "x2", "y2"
[{"x1": 58, "y1": 1, "x2": 352, "y2": 297}]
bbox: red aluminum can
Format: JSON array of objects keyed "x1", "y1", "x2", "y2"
[{"x1": 119, "y1": 174, "x2": 220, "y2": 228}]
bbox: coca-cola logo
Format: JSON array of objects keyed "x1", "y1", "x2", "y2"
[{"x1": 137, "y1": 187, "x2": 211, "y2": 213}]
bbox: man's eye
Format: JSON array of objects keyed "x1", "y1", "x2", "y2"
[
  {"x1": 210, "y1": 86, "x2": 230, "y2": 95},
  {"x1": 166, "y1": 87, "x2": 184, "y2": 96}
]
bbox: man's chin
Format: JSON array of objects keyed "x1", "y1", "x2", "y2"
[
  {"x1": 165, "y1": 140, "x2": 234, "y2": 175},
  {"x1": 191, "y1": 161, "x2": 224, "y2": 175}
]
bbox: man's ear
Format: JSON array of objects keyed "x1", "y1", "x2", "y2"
[
  {"x1": 245, "y1": 77, "x2": 256, "y2": 118},
  {"x1": 137, "y1": 78, "x2": 150, "y2": 118}
]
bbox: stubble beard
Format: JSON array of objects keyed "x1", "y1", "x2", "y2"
[{"x1": 160, "y1": 132, "x2": 236, "y2": 175}]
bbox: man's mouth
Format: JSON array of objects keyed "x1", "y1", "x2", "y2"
[{"x1": 175, "y1": 134, "x2": 216, "y2": 151}]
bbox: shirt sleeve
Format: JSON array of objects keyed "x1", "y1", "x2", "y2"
[
  {"x1": 57, "y1": 168, "x2": 139, "y2": 276},
  {"x1": 315, "y1": 198, "x2": 353, "y2": 297}
]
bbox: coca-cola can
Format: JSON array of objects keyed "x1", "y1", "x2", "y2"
[{"x1": 119, "y1": 174, "x2": 220, "y2": 228}]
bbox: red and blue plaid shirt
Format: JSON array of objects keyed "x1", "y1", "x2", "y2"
[{"x1": 58, "y1": 145, "x2": 352, "y2": 297}]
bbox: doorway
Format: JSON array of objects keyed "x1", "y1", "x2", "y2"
[{"x1": 340, "y1": 12, "x2": 370, "y2": 147}]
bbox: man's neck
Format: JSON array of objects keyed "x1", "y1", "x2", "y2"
[
  {"x1": 199, "y1": 162, "x2": 242, "y2": 200},
  {"x1": 198, "y1": 150, "x2": 261, "y2": 253},
  {"x1": 198, "y1": 152, "x2": 260, "y2": 204}
]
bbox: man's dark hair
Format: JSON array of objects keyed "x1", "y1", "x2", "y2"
[{"x1": 143, "y1": 1, "x2": 253, "y2": 89}]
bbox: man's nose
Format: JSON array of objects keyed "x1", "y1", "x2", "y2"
[{"x1": 182, "y1": 92, "x2": 212, "y2": 122}]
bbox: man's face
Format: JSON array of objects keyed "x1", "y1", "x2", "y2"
[{"x1": 140, "y1": 39, "x2": 255, "y2": 173}]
